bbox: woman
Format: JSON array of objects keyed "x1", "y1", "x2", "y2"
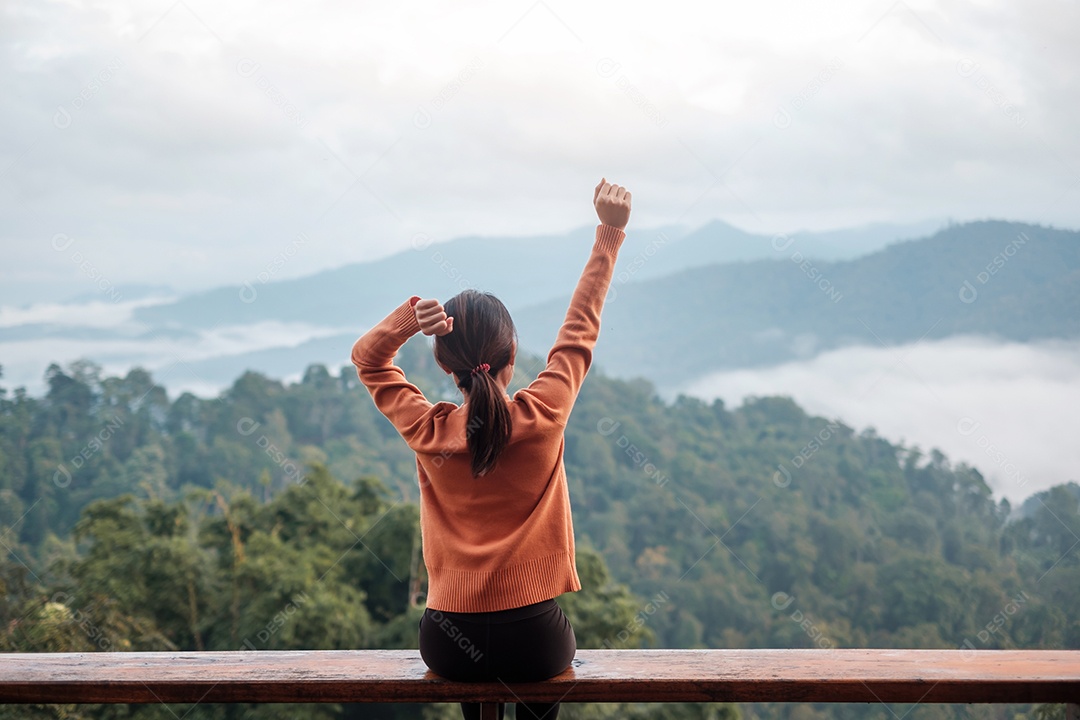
[{"x1": 351, "y1": 178, "x2": 632, "y2": 720}]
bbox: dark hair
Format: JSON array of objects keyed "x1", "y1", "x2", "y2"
[{"x1": 433, "y1": 289, "x2": 517, "y2": 477}]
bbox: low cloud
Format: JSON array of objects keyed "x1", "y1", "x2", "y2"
[
  {"x1": 0, "y1": 319, "x2": 349, "y2": 395},
  {"x1": 674, "y1": 336, "x2": 1080, "y2": 506}
]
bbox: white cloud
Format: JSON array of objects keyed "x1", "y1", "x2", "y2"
[
  {"x1": 0, "y1": 295, "x2": 174, "y2": 328},
  {"x1": 673, "y1": 337, "x2": 1080, "y2": 506},
  {"x1": 0, "y1": 320, "x2": 350, "y2": 394}
]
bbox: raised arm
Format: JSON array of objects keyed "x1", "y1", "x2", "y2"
[
  {"x1": 517, "y1": 178, "x2": 632, "y2": 425},
  {"x1": 350, "y1": 295, "x2": 437, "y2": 445}
]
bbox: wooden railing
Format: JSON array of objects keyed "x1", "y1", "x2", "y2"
[{"x1": 2, "y1": 649, "x2": 1078, "y2": 720}]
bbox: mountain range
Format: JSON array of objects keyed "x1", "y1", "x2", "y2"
[
  {"x1": 127, "y1": 218, "x2": 944, "y2": 331},
  {"x1": 520, "y1": 219, "x2": 1080, "y2": 391},
  {"x1": 4, "y1": 216, "x2": 1078, "y2": 398}
]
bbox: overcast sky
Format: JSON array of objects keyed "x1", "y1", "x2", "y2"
[{"x1": 3, "y1": 0, "x2": 1078, "y2": 305}]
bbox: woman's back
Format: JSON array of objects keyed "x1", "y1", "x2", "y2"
[
  {"x1": 351, "y1": 179, "x2": 632, "y2": 613},
  {"x1": 351, "y1": 178, "x2": 632, "y2": 720}
]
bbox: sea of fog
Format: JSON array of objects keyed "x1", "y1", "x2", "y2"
[
  {"x1": 0, "y1": 296, "x2": 353, "y2": 399},
  {"x1": 670, "y1": 337, "x2": 1080, "y2": 507}
]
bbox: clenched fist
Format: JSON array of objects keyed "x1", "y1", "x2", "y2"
[
  {"x1": 593, "y1": 177, "x2": 632, "y2": 230},
  {"x1": 414, "y1": 298, "x2": 454, "y2": 336}
]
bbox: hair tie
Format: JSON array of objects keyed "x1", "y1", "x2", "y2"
[{"x1": 470, "y1": 363, "x2": 490, "y2": 376}]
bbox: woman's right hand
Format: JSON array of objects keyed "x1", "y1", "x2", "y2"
[
  {"x1": 414, "y1": 298, "x2": 454, "y2": 336},
  {"x1": 593, "y1": 177, "x2": 632, "y2": 230}
]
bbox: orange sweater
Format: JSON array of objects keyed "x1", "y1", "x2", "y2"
[{"x1": 351, "y1": 224, "x2": 626, "y2": 612}]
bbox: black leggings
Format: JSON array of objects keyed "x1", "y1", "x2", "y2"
[{"x1": 418, "y1": 598, "x2": 577, "y2": 720}]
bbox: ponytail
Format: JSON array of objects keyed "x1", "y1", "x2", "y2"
[
  {"x1": 433, "y1": 290, "x2": 517, "y2": 479},
  {"x1": 463, "y1": 366, "x2": 512, "y2": 477}
]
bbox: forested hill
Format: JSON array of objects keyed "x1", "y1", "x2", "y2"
[
  {"x1": 516, "y1": 220, "x2": 1080, "y2": 383},
  {"x1": 4, "y1": 343, "x2": 1075, "y2": 677}
]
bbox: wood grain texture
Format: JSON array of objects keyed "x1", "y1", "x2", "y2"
[{"x1": 0, "y1": 649, "x2": 1077, "y2": 705}]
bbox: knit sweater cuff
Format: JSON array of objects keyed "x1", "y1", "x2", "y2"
[
  {"x1": 595, "y1": 224, "x2": 626, "y2": 255},
  {"x1": 393, "y1": 295, "x2": 423, "y2": 336}
]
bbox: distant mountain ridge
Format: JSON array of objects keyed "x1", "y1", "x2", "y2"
[
  {"x1": 510, "y1": 220, "x2": 1079, "y2": 391},
  {"x1": 9, "y1": 216, "x2": 1068, "y2": 398},
  {"x1": 47, "y1": 217, "x2": 925, "y2": 389},
  {"x1": 129, "y1": 218, "x2": 942, "y2": 331},
  {"x1": 119, "y1": 218, "x2": 1074, "y2": 395}
]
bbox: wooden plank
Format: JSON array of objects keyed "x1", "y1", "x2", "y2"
[{"x1": 0, "y1": 649, "x2": 1077, "y2": 705}]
